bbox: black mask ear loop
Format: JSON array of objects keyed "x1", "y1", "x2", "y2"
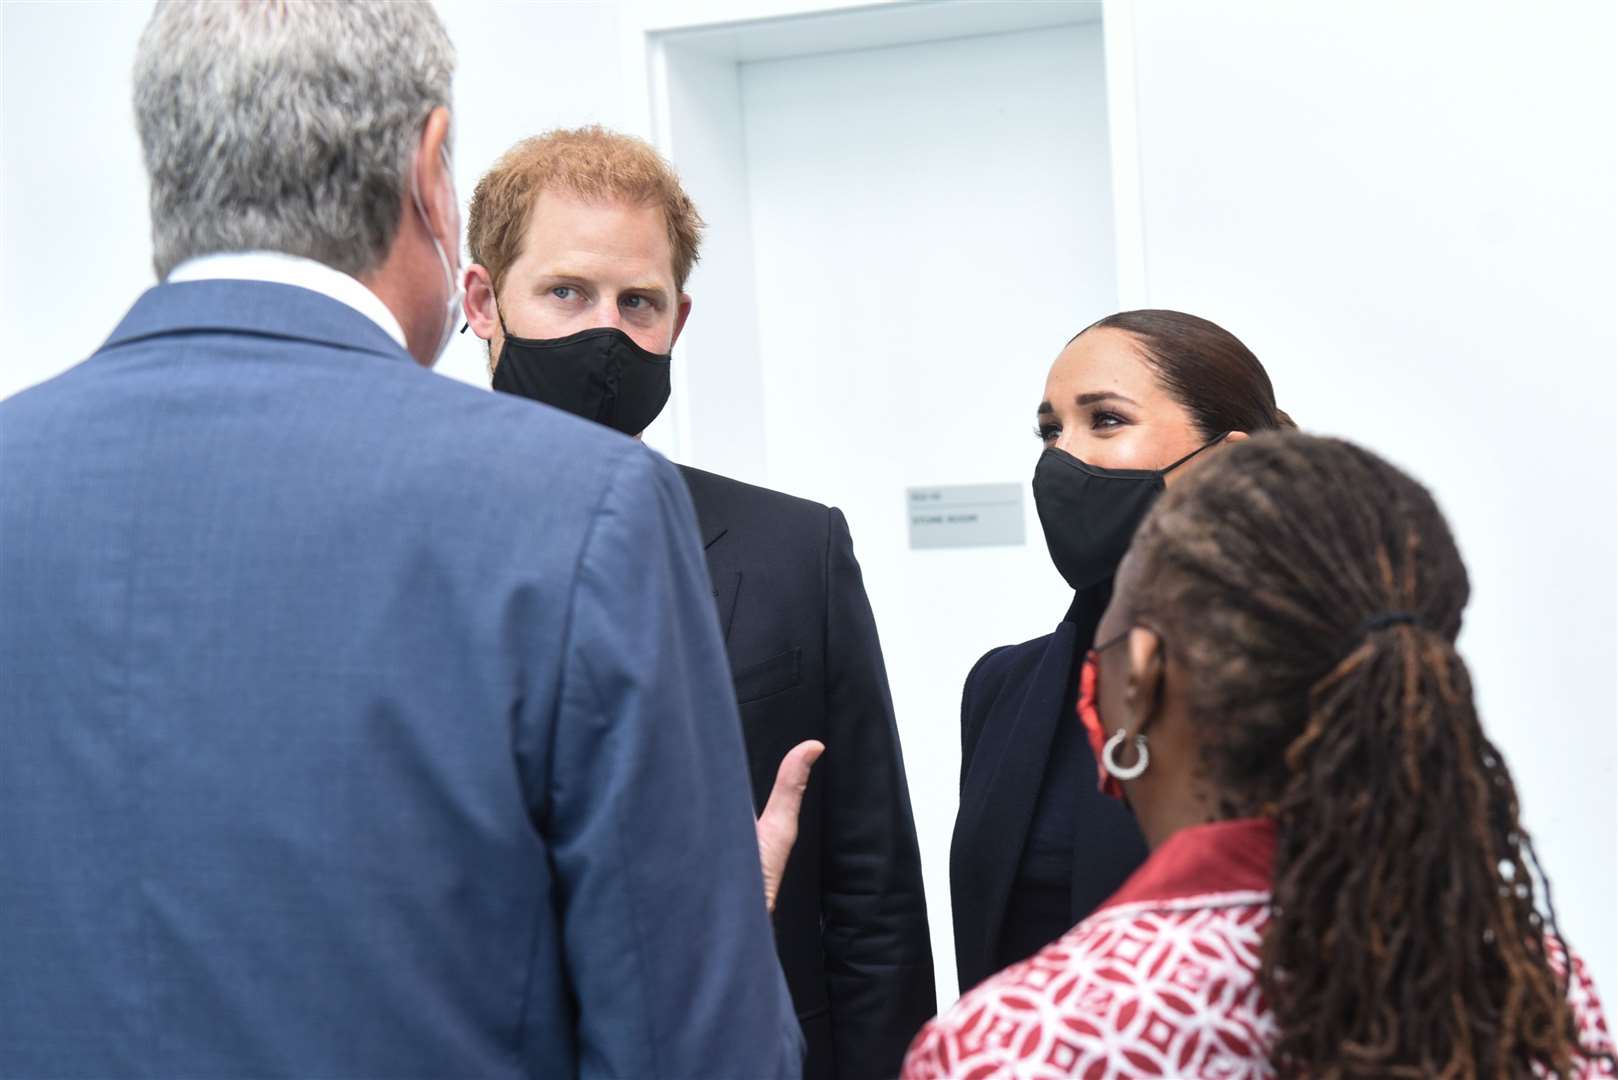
[
  {"x1": 1160, "y1": 432, "x2": 1231, "y2": 476},
  {"x1": 471, "y1": 300, "x2": 516, "y2": 365},
  {"x1": 457, "y1": 288, "x2": 513, "y2": 337}
]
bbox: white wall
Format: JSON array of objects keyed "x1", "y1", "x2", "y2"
[
  {"x1": 3, "y1": 0, "x2": 1614, "y2": 1019},
  {"x1": 1, "y1": 1, "x2": 156, "y2": 402},
  {"x1": 731, "y1": 23, "x2": 1116, "y2": 1003},
  {"x1": 1121, "y1": 0, "x2": 1618, "y2": 1005},
  {"x1": 0, "y1": 0, "x2": 637, "y2": 402}
]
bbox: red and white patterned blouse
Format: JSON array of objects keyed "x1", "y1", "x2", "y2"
[{"x1": 904, "y1": 818, "x2": 1614, "y2": 1080}]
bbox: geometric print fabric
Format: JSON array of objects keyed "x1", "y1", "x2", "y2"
[{"x1": 904, "y1": 890, "x2": 1615, "y2": 1079}]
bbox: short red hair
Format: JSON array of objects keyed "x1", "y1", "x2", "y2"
[{"x1": 467, "y1": 125, "x2": 704, "y2": 296}]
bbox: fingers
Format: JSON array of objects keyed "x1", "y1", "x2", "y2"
[
  {"x1": 767, "y1": 740, "x2": 824, "y2": 819},
  {"x1": 757, "y1": 740, "x2": 825, "y2": 914}
]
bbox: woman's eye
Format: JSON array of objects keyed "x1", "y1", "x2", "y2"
[
  {"x1": 1092, "y1": 411, "x2": 1126, "y2": 430},
  {"x1": 1035, "y1": 424, "x2": 1060, "y2": 442}
]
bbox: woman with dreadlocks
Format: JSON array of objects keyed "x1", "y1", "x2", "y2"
[{"x1": 909, "y1": 434, "x2": 1613, "y2": 1078}]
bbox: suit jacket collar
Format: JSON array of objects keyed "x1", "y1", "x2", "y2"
[
  {"x1": 675, "y1": 465, "x2": 730, "y2": 550},
  {"x1": 100, "y1": 280, "x2": 413, "y2": 365},
  {"x1": 166, "y1": 251, "x2": 407, "y2": 348}
]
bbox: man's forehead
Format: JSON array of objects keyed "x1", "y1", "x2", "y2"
[
  {"x1": 518, "y1": 188, "x2": 676, "y2": 285},
  {"x1": 522, "y1": 189, "x2": 668, "y2": 248}
]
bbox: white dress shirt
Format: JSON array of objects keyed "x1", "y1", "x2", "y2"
[{"x1": 167, "y1": 251, "x2": 408, "y2": 350}]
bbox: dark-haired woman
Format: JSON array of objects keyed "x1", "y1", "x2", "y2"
[
  {"x1": 909, "y1": 433, "x2": 1614, "y2": 1078},
  {"x1": 950, "y1": 310, "x2": 1291, "y2": 993}
]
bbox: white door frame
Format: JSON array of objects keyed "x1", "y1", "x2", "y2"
[{"x1": 614, "y1": 0, "x2": 1147, "y2": 465}]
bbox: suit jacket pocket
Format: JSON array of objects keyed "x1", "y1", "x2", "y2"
[{"x1": 733, "y1": 647, "x2": 802, "y2": 705}]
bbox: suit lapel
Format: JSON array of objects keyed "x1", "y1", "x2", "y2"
[
  {"x1": 678, "y1": 464, "x2": 742, "y2": 645},
  {"x1": 952, "y1": 622, "x2": 1078, "y2": 982},
  {"x1": 710, "y1": 566, "x2": 742, "y2": 643}
]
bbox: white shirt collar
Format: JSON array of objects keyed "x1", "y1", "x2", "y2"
[{"x1": 166, "y1": 251, "x2": 408, "y2": 350}]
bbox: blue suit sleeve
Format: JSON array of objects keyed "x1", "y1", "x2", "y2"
[{"x1": 543, "y1": 445, "x2": 802, "y2": 1080}]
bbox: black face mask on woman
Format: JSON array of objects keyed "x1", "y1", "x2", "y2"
[
  {"x1": 1032, "y1": 435, "x2": 1226, "y2": 592},
  {"x1": 490, "y1": 313, "x2": 671, "y2": 437}
]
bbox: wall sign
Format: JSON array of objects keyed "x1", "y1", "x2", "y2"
[{"x1": 906, "y1": 483, "x2": 1025, "y2": 549}]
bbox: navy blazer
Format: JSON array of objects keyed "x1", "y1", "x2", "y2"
[
  {"x1": 0, "y1": 281, "x2": 801, "y2": 1079},
  {"x1": 949, "y1": 589, "x2": 1149, "y2": 993},
  {"x1": 679, "y1": 466, "x2": 936, "y2": 1080}
]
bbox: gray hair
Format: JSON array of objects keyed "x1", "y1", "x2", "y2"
[{"x1": 134, "y1": 0, "x2": 455, "y2": 280}]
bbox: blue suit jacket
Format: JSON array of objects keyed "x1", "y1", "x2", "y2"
[{"x1": 0, "y1": 280, "x2": 802, "y2": 1079}]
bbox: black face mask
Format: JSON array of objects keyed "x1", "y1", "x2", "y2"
[
  {"x1": 490, "y1": 315, "x2": 671, "y2": 436},
  {"x1": 1032, "y1": 435, "x2": 1226, "y2": 592}
]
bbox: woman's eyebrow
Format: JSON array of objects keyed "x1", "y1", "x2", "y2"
[{"x1": 1076, "y1": 391, "x2": 1140, "y2": 407}]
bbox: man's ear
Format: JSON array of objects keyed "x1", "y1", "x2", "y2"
[
  {"x1": 671, "y1": 293, "x2": 692, "y2": 350},
  {"x1": 1225, "y1": 430, "x2": 1250, "y2": 445},
  {"x1": 463, "y1": 264, "x2": 500, "y2": 376},
  {"x1": 414, "y1": 106, "x2": 457, "y2": 259},
  {"x1": 463, "y1": 264, "x2": 498, "y2": 341},
  {"x1": 1123, "y1": 626, "x2": 1166, "y2": 737}
]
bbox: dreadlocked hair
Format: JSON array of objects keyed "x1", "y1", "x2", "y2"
[{"x1": 1125, "y1": 432, "x2": 1602, "y2": 1079}]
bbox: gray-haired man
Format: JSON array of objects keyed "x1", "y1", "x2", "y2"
[{"x1": 0, "y1": 3, "x2": 801, "y2": 1077}]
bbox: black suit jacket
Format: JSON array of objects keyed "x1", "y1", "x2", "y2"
[
  {"x1": 949, "y1": 587, "x2": 1149, "y2": 993},
  {"x1": 679, "y1": 465, "x2": 936, "y2": 1080}
]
